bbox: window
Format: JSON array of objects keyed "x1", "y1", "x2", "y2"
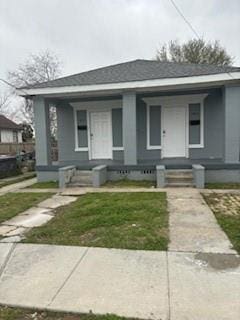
[
  {"x1": 112, "y1": 108, "x2": 123, "y2": 150},
  {"x1": 13, "y1": 131, "x2": 18, "y2": 143},
  {"x1": 147, "y1": 105, "x2": 161, "y2": 149},
  {"x1": 189, "y1": 103, "x2": 203, "y2": 147},
  {"x1": 75, "y1": 110, "x2": 88, "y2": 150}
]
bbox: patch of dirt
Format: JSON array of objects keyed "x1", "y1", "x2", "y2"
[
  {"x1": 195, "y1": 253, "x2": 240, "y2": 271},
  {"x1": 207, "y1": 194, "x2": 240, "y2": 216}
]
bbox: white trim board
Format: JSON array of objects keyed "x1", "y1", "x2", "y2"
[{"x1": 17, "y1": 72, "x2": 240, "y2": 96}]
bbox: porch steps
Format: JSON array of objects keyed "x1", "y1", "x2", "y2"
[
  {"x1": 165, "y1": 169, "x2": 194, "y2": 187},
  {"x1": 67, "y1": 170, "x2": 93, "y2": 187}
]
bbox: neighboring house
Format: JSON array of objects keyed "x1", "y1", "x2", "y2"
[
  {"x1": 17, "y1": 59, "x2": 240, "y2": 186},
  {"x1": 0, "y1": 115, "x2": 22, "y2": 143}
]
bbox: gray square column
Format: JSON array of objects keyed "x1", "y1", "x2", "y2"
[
  {"x1": 122, "y1": 93, "x2": 137, "y2": 165},
  {"x1": 224, "y1": 86, "x2": 240, "y2": 163},
  {"x1": 33, "y1": 97, "x2": 51, "y2": 166}
]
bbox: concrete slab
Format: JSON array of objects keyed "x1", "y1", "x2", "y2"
[
  {"x1": 167, "y1": 188, "x2": 202, "y2": 199},
  {"x1": 0, "y1": 243, "x2": 14, "y2": 269},
  {"x1": 0, "y1": 244, "x2": 87, "y2": 308},
  {"x1": 37, "y1": 195, "x2": 77, "y2": 209},
  {"x1": 4, "y1": 227, "x2": 27, "y2": 237},
  {"x1": 3, "y1": 212, "x2": 53, "y2": 228},
  {"x1": 19, "y1": 207, "x2": 52, "y2": 216},
  {"x1": 0, "y1": 178, "x2": 37, "y2": 195},
  {"x1": 0, "y1": 236, "x2": 22, "y2": 243},
  {"x1": 50, "y1": 247, "x2": 169, "y2": 320},
  {"x1": 169, "y1": 225, "x2": 236, "y2": 253},
  {"x1": 0, "y1": 225, "x2": 16, "y2": 236},
  {"x1": 168, "y1": 190, "x2": 236, "y2": 254},
  {"x1": 168, "y1": 251, "x2": 240, "y2": 320}
]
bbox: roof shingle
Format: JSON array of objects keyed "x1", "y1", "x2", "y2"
[
  {"x1": 0, "y1": 115, "x2": 21, "y2": 130},
  {"x1": 22, "y1": 59, "x2": 240, "y2": 89}
]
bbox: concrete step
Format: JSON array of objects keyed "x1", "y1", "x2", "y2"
[
  {"x1": 165, "y1": 169, "x2": 194, "y2": 187},
  {"x1": 166, "y1": 182, "x2": 194, "y2": 188},
  {"x1": 67, "y1": 182, "x2": 92, "y2": 188},
  {"x1": 75, "y1": 170, "x2": 92, "y2": 177},
  {"x1": 166, "y1": 169, "x2": 193, "y2": 178},
  {"x1": 71, "y1": 175, "x2": 92, "y2": 184},
  {"x1": 166, "y1": 176, "x2": 193, "y2": 182}
]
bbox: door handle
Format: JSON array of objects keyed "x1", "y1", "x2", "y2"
[{"x1": 163, "y1": 130, "x2": 166, "y2": 135}]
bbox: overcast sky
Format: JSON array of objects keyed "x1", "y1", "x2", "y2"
[{"x1": 0, "y1": 0, "x2": 240, "y2": 119}]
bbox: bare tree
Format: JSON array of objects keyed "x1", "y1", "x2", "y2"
[
  {"x1": 0, "y1": 92, "x2": 11, "y2": 113},
  {"x1": 156, "y1": 39, "x2": 233, "y2": 66},
  {"x1": 8, "y1": 50, "x2": 62, "y2": 135}
]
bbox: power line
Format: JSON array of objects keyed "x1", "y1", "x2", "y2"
[
  {"x1": 169, "y1": 0, "x2": 201, "y2": 39},
  {"x1": 169, "y1": 0, "x2": 235, "y2": 81}
]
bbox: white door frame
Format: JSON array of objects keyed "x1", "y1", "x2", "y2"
[
  {"x1": 89, "y1": 110, "x2": 113, "y2": 160},
  {"x1": 143, "y1": 94, "x2": 208, "y2": 159},
  {"x1": 161, "y1": 105, "x2": 188, "y2": 158},
  {"x1": 71, "y1": 99, "x2": 122, "y2": 160}
]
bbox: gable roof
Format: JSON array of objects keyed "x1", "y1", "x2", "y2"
[
  {"x1": 0, "y1": 115, "x2": 21, "y2": 130},
  {"x1": 22, "y1": 59, "x2": 240, "y2": 90}
]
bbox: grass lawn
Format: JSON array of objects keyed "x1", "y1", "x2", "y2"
[
  {"x1": 103, "y1": 179, "x2": 155, "y2": 188},
  {"x1": 0, "y1": 192, "x2": 52, "y2": 224},
  {"x1": 27, "y1": 181, "x2": 59, "y2": 189},
  {"x1": 205, "y1": 183, "x2": 240, "y2": 189},
  {"x1": 203, "y1": 193, "x2": 240, "y2": 254},
  {"x1": 23, "y1": 192, "x2": 168, "y2": 250},
  {"x1": 0, "y1": 306, "x2": 125, "y2": 320}
]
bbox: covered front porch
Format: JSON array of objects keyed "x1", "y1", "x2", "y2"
[{"x1": 33, "y1": 84, "x2": 240, "y2": 186}]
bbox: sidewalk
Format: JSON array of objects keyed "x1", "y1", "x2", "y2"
[
  {"x1": 0, "y1": 243, "x2": 239, "y2": 320},
  {"x1": 0, "y1": 187, "x2": 239, "y2": 319}
]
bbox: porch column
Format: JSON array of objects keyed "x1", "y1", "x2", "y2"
[
  {"x1": 224, "y1": 86, "x2": 240, "y2": 163},
  {"x1": 33, "y1": 97, "x2": 51, "y2": 166},
  {"x1": 122, "y1": 92, "x2": 137, "y2": 165}
]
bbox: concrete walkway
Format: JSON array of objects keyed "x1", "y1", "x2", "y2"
[
  {"x1": 167, "y1": 188, "x2": 236, "y2": 254},
  {"x1": 0, "y1": 243, "x2": 239, "y2": 320},
  {"x1": 0, "y1": 195, "x2": 77, "y2": 242},
  {"x1": 0, "y1": 187, "x2": 239, "y2": 319},
  {"x1": 0, "y1": 178, "x2": 37, "y2": 195}
]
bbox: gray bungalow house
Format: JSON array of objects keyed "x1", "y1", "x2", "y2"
[{"x1": 17, "y1": 60, "x2": 240, "y2": 187}]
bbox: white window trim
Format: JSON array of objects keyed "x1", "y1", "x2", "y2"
[
  {"x1": 144, "y1": 94, "x2": 207, "y2": 153},
  {"x1": 73, "y1": 100, "x2": 123, "y2": 157},
  {"x1": 146, "y1": 105, "x2": 162, "y2": 150},
  {"x1": 74, "y1": 108, "x2": 89, "y2": 152},
  {"x1": 188, "y1": 100, "x2": 204, "y2": 148},
  {"x1": 112, "y1": 147, "x2": 124, "y2": 151}
]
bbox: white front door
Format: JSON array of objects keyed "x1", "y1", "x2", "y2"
[
  {"x1": 162, "y1": 106, "x2": 187, "y2": 158},
  {"x1": 90, "y1": 111, "x2": 112, "y2": 159}
]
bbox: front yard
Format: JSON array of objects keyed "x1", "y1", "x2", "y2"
[
  {"x1": 203, "y1": 193, "x2": 240, "y2": 253},
  {"x1": 23, "y1": 192, "x2": 169, "y2": 250},
  {"x1": 0, "y1": 192, "x2": 52, "y2": 224}
]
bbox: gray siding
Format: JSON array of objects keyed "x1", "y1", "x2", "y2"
[
  {"x1": 224, "y1": 86, "x2": 240, "y2": 162},
  {"x1": 112, "y1": 108, "x2": 123, "y2": 147},
  {"x1": 57, "y1": 103, "x2": 89, "y2": 164},
  {"x1": 56, "y1": 89, "x2": 225, "y2": 165},
  {"x1": 57, "y1": 103, "x2": 124, "y2": 165},
  {"x1": 189, "y1": 89, "x2": 224, "y2": 159},
  {"x1": 137, "y1": 99, "x2": 161, "y2": 161}
]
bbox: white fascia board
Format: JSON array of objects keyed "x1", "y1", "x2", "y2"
[{"x1": 16, "y1": 72, "x2": 240, "y2": 97}]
